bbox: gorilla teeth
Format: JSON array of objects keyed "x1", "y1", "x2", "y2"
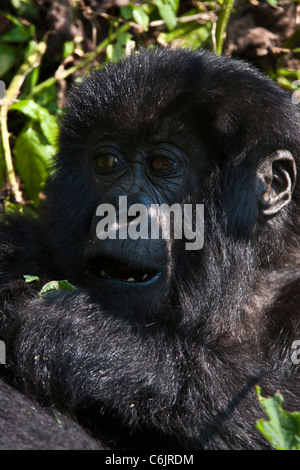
[
  {"x1": 96, "y1": 260, "x2": 153, "y2": 283},
  {"x1": 100, "y1": 272, "x2": 151, "y2": 283}
]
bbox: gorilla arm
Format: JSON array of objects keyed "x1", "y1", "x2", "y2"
[
  {"x1": 8, "y1": 290, "x2": 181, "y2": 421},
  {"x1": 3, "y1": 287, "x2": 272, "y2": 449}
]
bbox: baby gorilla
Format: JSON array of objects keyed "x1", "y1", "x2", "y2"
[{"x1": 0, "y1": 47, "x2": 299, "y2": 450}]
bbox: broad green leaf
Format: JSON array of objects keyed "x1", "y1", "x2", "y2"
[
  {"x1": 11, "y1": 99, "x2": 42, "y2": 121},
  {"x1": 0, "y1": 44, "x2": 18, "y2": 77},
  {"x1": 40, "y1": 280, "x2": 77, "y2": 295},
  {"x1": 13, "y1": 124, "x2": 54, "y2": 205},
  {"x1": 156, "y1": 0, "x2": 177, "y2": 31},
  {"x1": 132, "y1": 6, "x2": 150, "y2": 32},
  {"x1": 167, "y1": 0, "x2": 180, "y2": 13},
  {"x1": 24, "y1": 274, "x2": 40, "y2": 283},
  {"x1": 256, "y1": 386, "x2": 300, "y2": 450},
  {"x1": 10, "y1": 99, "x2": 59, "y2": 149},
  {"x1": 35, "y1": 83, "x2": 59, "y2": 113},
  {"x1": 120, "y1": 6, "x2": 132, "y2": 20}
]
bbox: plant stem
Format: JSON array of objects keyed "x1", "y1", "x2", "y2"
[
  {"x1": 0, "y1": 41, "x2": 46, "y2": 203},
  {"x1": 215, "y1": 0, "x2": 234, "y2": 56},
  {"x1": 32, "y1": 22, "x2": 132, "y2": 97}
]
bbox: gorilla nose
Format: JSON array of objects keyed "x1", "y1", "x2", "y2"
[
  {"x1": 95, "y1": 190, "x2": 159, "y2": 238},
  {"x1": 99, "y1": 190, "x2": 154, "y2": 210},
  {"x1": 126, "y1": 192, "x2": 154, "y2": 214},
  {"x1": 126, "y1": 192, "x2": 153, "y2": 207},
  {"x1": 118, "y1": 192, "x2": 156, "y2": 230}
]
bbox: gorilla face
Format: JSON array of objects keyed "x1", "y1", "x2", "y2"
[
  {"x1": 40, "y1": 48, "x2": 299, "y2": 324},
  {"x1": 82, "y1": 128, "x2": 203, "y2": 308}
]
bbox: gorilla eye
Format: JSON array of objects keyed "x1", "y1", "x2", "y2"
[
  {"x1": 150, "y1": 156, "x2": 173, "y2": 172},
  {"x1": 96, "y1": 155, "x2": 121, "y2": 168}
]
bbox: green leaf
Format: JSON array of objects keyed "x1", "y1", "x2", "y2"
[
  {"x1": 256, "y1": 386, "x2": 300, "y2": 450},
  {"x1": 20, "y1": 66, "x2": 40, "y2": 97},
  {"x1": 156, "y1": 0, "x2": 177, "y2": 31},
  {"x1": 10, "y1": 99, "x2": 59, "y2": 149},
  {"x1": 158, "y1": 19, "x2": 212, "y2": 49},
  {"x1": 4, "y1": 201, "x2": 38, "y2": 218},
  {"x1": 13, "y1": 123, "x2": 55, "y2": 205},
  {"x1": 10, "y1": 0, "x2": 39, "y2": 23},
  {"x1": 120, "y1": 5, "x2": 133, "y2": 20},
  {"x1": 24, "y1": 274, "x2": 40, "y2": 283},
  {"x1": 34, "y1": 83, "x2": 59, "y2": 113},
  {"x1": 106, "y1": 31, "x2": 134, "y2": 62},
  {"x1": 18, "y1": 40, "x2": 41, "y2": 96},
  {"x1": 167, "y1": 0, "x2": 180, "y2": 14},
  {"x1": 63, "y1": 41, "x2": 75, "y2": 58},
  {"x1": 40, "y1": 280, "x2": 77, "y2": 295},
  {"x1": 132, "y1": 6, "x2": 150, "y2": 32},
  {"x1": 0, "y1": 44, "x2": 18, "y2": 77},
  {"x1": 0, "y1": 14, "x2": 34, "y2": 42},
  {"x1": 24, "y1": 38, "x2": 39, "y2": 60},
  {"x1": 10, "y1": 99, "x2": 42, "y2": 120}
]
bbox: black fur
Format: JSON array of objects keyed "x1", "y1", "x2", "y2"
[{"x1": 0, "y1": 48, "x2": 299, "y2": 450}]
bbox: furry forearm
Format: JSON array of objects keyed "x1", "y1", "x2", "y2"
[{"x1": 8, "y1": 290, "x2": 181, "y2": 421}]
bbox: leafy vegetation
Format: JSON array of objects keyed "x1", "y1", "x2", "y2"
[
  {"x1": 256, "y1": 387, "x2": 300, "y2": 450},
  {"x1": 24, "y1": 274, "x2": 77, "y2": 294}
]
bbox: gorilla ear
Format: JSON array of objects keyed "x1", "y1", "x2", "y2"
[{"x1": 256, "y1": 150, "x2": 297, "y2": 216}]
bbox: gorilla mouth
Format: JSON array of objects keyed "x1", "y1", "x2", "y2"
[{"x1": 87, "y1": 255, "x2": 161, "y2": 284}]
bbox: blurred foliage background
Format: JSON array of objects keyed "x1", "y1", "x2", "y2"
[{"x1": 0, "y1": 0, "x2": 299, "y2": 212}]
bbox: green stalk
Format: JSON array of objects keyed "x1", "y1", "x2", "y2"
[
  {"x1": 32, "y1": 22, "x2": 132, "y2": 97},
  {"x1": 215, "y1": 0, "x2": 234, "y2": 56},
  {"x1": 0, "y1": 41, "x2": 46, "y2": 203}
]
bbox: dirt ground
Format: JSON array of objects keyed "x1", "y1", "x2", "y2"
[{"x1": 2, "y1": 0, "x2": 298, "y2": 73}]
